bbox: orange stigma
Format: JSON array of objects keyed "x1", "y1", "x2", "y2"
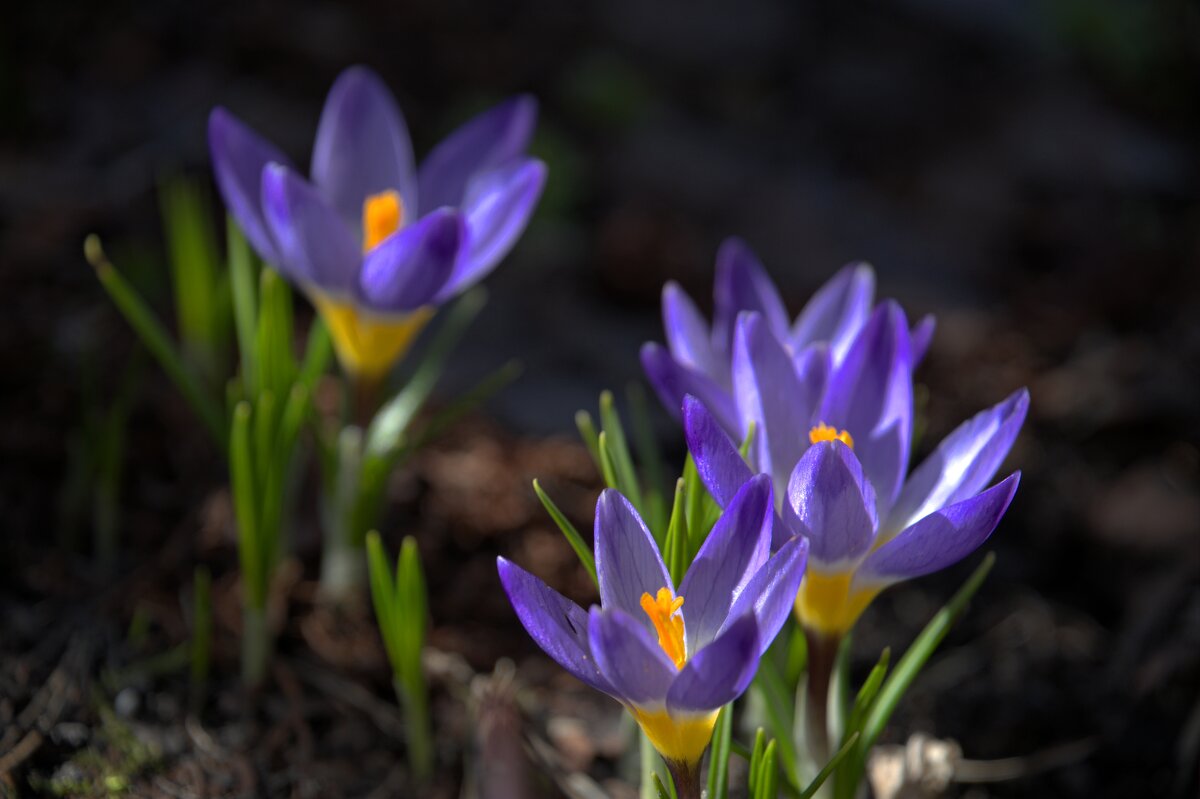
[
  {"x1": 809, "y1": 422, "x2": 854, "y2": 449},
  {"x1": 362, "y1": 190, "x2": 404, "y2": 251},
  {"x1": 640, "y1": 588, "x2": 687, "y2": 669}
]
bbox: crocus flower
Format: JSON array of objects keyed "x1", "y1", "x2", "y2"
[
  {"x1": 209, "y1": 66, "x2": 546, "y2": 383},
  {"x1": 683, "y1": 300, "x2": 1028, "y2": 638},
  {"x1": 497, "y1": 476, "x2": 808, "y2": 789}
]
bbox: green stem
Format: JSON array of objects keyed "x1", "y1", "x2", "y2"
[
  {"x1": 241, "y1": 603, "x2": 271, "y2": 689},
  {"x1": 641, "y1": 730, "x2": 669, "y2": 799},
  {"x1": 395, "y1": 674, "x2": 434, "y2": 782},
  {"x1": 666, "y1": 758, "x2": 701, "y2": 799},
  {"x1": 804, "y1": 630, "x2": 841, "y2": 770}
]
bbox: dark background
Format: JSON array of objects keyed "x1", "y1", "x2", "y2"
[{"x1": 2, "y1": 1, "x2": 1199, "y2": 797}]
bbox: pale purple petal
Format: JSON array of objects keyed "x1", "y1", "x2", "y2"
[
  {"x1": 642, "y1": 344, "x2": 740, "y2": 435},
  {"x1": 497, "y1": 557, "x2": 612, "y2": 694},
  {"x1": 595, "y1": 490, "x2": 672, "y2": 625},
  {"x1": 678, "y1": 475, "x2": 773, "y2": 653},
  {"x1": 208, "y1": 108, "x2": 293, "y2": 266},
  {"x1": 855, "y1": 473, "x2": 1020, "y2": 588},
  {"x1": 723, "y1": 534, "x2": 809, "y2": 655},
  {"x1": 682, "y1": 395, "x2": 754, "y2": 508},
  {"x1": 792, "y1": 342, "x2": 832, "y2": 405},
  {"x1": 666, "y1": 613, "x2": 759, "y2": 713},
  {"x1": 910, "y1": 314, "x2": 936, "y2": 367},
  {"x1": 418, "y1": 95, "x2": 538, "y2": 212},
  {"x1": 357, "y1": 209, "x2": 464, "y2": 312},
  {"x1": 790, "y1": 262, "x2": 875, "y2": 362},
  {"x1": 260, "y1": 163, "x2": 360, "y2": 293},
  {"x1": 663, "y1": 282, "x2": 724, "y2": 382},
  {"x1": 311, "y1": 66, "x2": 417, "y2": 231},
  {"x1": 712, "y1": 237, "x2": 789, "y2": 357},
  {"x1": 785, "y1": 441, "x2": 878, "y2": 567},
  {"x1": 589, "y1": 607, "x2": 676, "y2": 706},
  {"x1": 884, "y1": 389, "x2": 1028, "y2": 538}
]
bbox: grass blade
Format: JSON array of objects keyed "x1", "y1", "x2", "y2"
[{"x1": 532, "y1": 479, "x2": 597, "y2": 586}]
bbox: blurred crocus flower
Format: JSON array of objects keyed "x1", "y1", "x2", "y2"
[
  {"x1": 684, "y1": 300, "x2": 1027, "y2": 637},
  {"x1": 209, "y1": 66, "x2": 546, "y2": 382},
  {"x1": 497, "y1": 476, "x2": 807, "y2": 778}
]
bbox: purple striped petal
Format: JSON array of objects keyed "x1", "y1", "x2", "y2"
[
  {"x1": 357, "y1": 208, "x2": 464, "y2": 312},
  {"x1": 785, "y1": 441, "x2": 878, "y2": 567},
  {"x1": 792, "y1": 342, "x2": 832, "y2": 403},
  {"x1": 884, "y1": 389, "x2": 1028, "y2": 539},
  {"x1": 418, "y1": 95, "x2": 538, "y2": 213},
  {"x1": 790, "y1": 262, "x2": 875, "y2": 362},
  {"x1": 641, "y1": 344, "x2": 740, "y2": 435},
  {"x1": 855, "y1": 473, "x2": 1020, "y2": 588},
  {"x1": 820, "y1": 301, "x2": 914, "y2": 517},
  {"x1": 434, "y1": 158, "x2": 546, "y2": 303},
  {"x1": 713, "y1": 238, "x2": 789, "y2": 358},
  {"x1": 589, "y1": 607, "x2": 676, "y2": 705},
  {"x1": 208, "y1": 108, "x2": 293, "y2": 267},
  {"x1": 663, "y1": 283, "x2": 724, "y2": 382},
  {"x1": 910, "y1": 314, "x2": 936, "y2": 367},
  {"x1": 311, "y1": 66, "x2": 417, "y2": 231},
  {"x1": 678, "y1": 475, "x2": 773, "y2": 653},
  {"x1": 666, "y1": 613, "x2": 759, "y2": 713},
  {"x1": 595, "y1": 490, "x2": 672, "y2": 625},
  {"x1": 723, "y1": 534, "x2": 809, "y2": 655},
  {"x1": 682, "y1": 395, "x2": 754, "y2": 508},
  {"x1": 497, "y1": 557, "x2": 612, "y2": 694},
  {"x1": 261, "y1": 163, "x2": 360, "y2": 293}
]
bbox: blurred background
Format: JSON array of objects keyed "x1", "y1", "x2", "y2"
[{"x1": 2, "y1": 1, "x2": 1199, "y2": 797}]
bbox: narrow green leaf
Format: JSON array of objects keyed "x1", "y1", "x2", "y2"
[
  {"x1": 663, "y1": 479, "x2": 688, "y2": 587},
  {"x1": 229, "y1": 401, "x2": 263, "y2": 607},
  {"x1": 298, "y1": 317, "x2": 332, "y2": 390},
  {"x1": 759, "y1": 740, "x2": 779, "y2": 799},
  {"x1": 599, "y1": 390, "x2": 643, "y2": 511},
  {"x1": 596, "y1": 431, "x2": 621, "y2": 491},
  {"x1": 396, "y1": 536, "x2": 428, "y2": 691},
  {"x1": 754, "y1": 654, "x2": 802, "y2": 792},
  {"x1": 532, "y1": 479, "x2": 597, "y2": 586},
  {"x1": 366, "y1": 531, "x2": 403, "y2": 669},
  {"x1": 748, "y1": 728, "x2": 767, "y2": 795},
  {"x1": 799, "y1": 732, "x2": 858, "y2": 799},
  {"x1": 161, "y1": 178, "x2": 226, "y2": 380},
  {"x1": 841, "y1": 648, "x2": 890, "y2": 746},
  {"x1": 575, "y1": 410, "x2": 601, "y2": 468},
  {"x1": 707, "y1": 703, "x2": 734, "y2": 799},
  {"x1": 227, "y1": 217, "x2": 259, "y2": 396},
  {"x1": 652, "y1": 774, "x2": 672, "y2": 799},
  {"x1": 626, "y1": 382, "x2": 668, "y2": 535}
]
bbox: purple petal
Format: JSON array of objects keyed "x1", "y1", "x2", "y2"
[
  {"x1": 260, "y1": 163, "x2": 361, "y2": 293},
  {"x1": 724, "y1": 534, "x2": 809, "y2": 655},
  {"x1": 910, "y1": 314, "x2": 936, "y2": 367},
  {"x1": 357, "y1": 209, "x2": 465, "y2": 312},
  {"x1": 497, "y1": 557, "x2": 612, "y2": 694},
  {"x1": 786, "y1": 441, "x2": 878, "y2": 567},
  {"x1": 208, "y1": 108, "x2": 293, "y2": 266},
  {"x1": 855, "y1": 473, "x2": 1020, "y2": 587},
  {"x1": 884, "y1": 389, "x2": 1028, "y2": 539},
  {"x1": 434, "y1": 158, "x2": 546, "y2": 303},
  {"x1": 663, "y1": 282, "x2": 724, "y2": 382},
  {"x1": 820, "y1": 301, "x2": 914, "y2": 517},
  {"x1": 641, "y1": 344, "x2": 740, "y2": 435},
  {"x1": 792, "y1": 342, "x2": 833, "y2": 401},
  {"x1": 682, "y1": 395, "x2": 754, "y2": 508},
  {"x1": 311, "y1": 66, "x2": 417, "y2": 231},
  {"x1": 790, "y1": 262, "x2": 875, "y2": 362},
  {"x1": 589, "y1": 607, "x2": 676, "y2": 705},
  {"x1": 678, "y1": 475, "x2": 773, "y2": 653},
  {"x1": 418, "y1": 95, "x2": 538, "y2": 212},
  {"x1": 666, "y1": 613, "x2": 759, "y2": 713},
  {"x1": 712, "y1": 237, "x2": 789, "y2": 358},
  {"x1": 595, "y1": 490, "x2": 672, "y2": 624}
]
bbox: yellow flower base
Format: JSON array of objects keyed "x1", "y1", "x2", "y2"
[
  {"x1": 630, "y1": 706, "x2": 719, "y2": 766},
  {"x1": 794, "y1": 570, "x2": 880, "y2": 637},
  {"x1": 312, "y1": 293, "x2": 433, "y2": 383}
]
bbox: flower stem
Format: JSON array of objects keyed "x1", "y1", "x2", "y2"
[
  {"x1": 804, "y1": 629, "x2": 841, "y2": 768},
  {"x1": 241, "y1": 603, "x2": 271, "y2": 689},
  {"x1": 394, "y1": 674, "x2": 434, "y2": 781},
  {"x1": 666, "y1": 758, "x2": 702, "y2": 799}
]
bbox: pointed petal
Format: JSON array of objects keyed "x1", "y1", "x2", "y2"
[
  {"x1": 790, "y1": 262, "x2": 875, "y2": 362},
  {"x1": 910, "y1": 314, "x2": 936, "y2": 367},
  {"x1": 208, "y1": 108, "x2": 293, "y2": 266},
  {"x1": 641, "y1": 344, "x2": 740, "y2": 434},
  {"x1": 712, "y1": 237, "x2": 789, "y2": 357},
  {"x1": 418, "y1": 95, "x2": 538, "y2": 212},
  {"x1": 589, "y1": 607, "x2": 676, "y2": 706},
  {"x1": 357, "y1": 208, "x2": 464, "y2": 311},
  {"x1": 785, "y1": 441, "x2": 878, "y2": 568},
  {"x1": 663, "y1": 282, "x2": 724, "y2": 381},
  {"x1": 666, "y1": 613, "x2": 759, "y2": 713},
  {"x1": 497, "y1": 558, "x2": 612, "y2": 694},
  {"x1": 678, "y1": 475, "x2": 773, "y2": 653},
  {"x1": 724, "y1": 534, "x2": 809, "y2": 655},
  {"x1": 682, "y1": 394, "x2": 754, "y2": 508},
  {"x1": 856, "y1": 473, "x2": 1020, "y2": 588},
  {"x1": 311, "y1": 66, "x2": 417, "y2": 229},
  {"x1": 261, "y1": 163, "x2": 360, "y2": 293},
  {"x1": 885, "y1": 389, "x2": 1028, "y2": 539},
  {"x1": 820, "y1": 301, "x2": 914, "y2": 516},
  {"x1": 595, "y1": 490, "x2": 672, "y2": 623}
]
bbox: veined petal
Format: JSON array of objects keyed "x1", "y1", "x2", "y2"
[
  {"x1": 311, "y1": 66, "x2": 417, "y2": 230},
  {"x1": 910, "y1": 314, "x2": 936, "y2": 367},
  {"x1": 682, "y1": 395, "x2": 754, "y2": 508},
  {"x1": 790, "y1": 262, "x2": 875, "y2": 362},
  {"x1": 589, "y1": 607, "x2": 676, "y2": 706},
  {"x1": 358, "y1": 209, "x2": 464, "y2": 312},
  {"x1": 713, "y1": 237, "x2": 789, "y2": 357},
  {"x1": 641, "y1": 344, "x2": 740, "y2": 434},
  {"x1": 663, "y1": 282, "x2": 724, "y2": 381},
  {"x1": 418, "y1": 95, "x2": 538, "y2": 212},
  {"x1": 435, "y1": 158, "x2": 546, "y2": 302},
  {"x1": 884, "y1": 389, "x2": 1028, "y2": 539},
  {"x1": 855, "y1": 473, "x2": 1020, "y2": 588},
  {"x1": 595, "y1": 490, "x2": 672, "y2": 625},
  {"x1": 678, "y1": 475, "x2": 773, "y2": 653},
  {"x1": 261, "y1": 163, "x2": 360, "y2": 293},
  {"x1": 724, "y1": 534, "x2": 809, "y2": 655},
  {"x1": 786, "y1": 441, "x2": 878, "y2": 567},
  {"x1": 821, "y1": 301, "x2": 914, "y2": 517},
  {"x1": 666, "y1": 613, "x2": 759, "y2": 713},
  {"x1": 496, "y1": 558, "x2": 612, "y2": 694},
  {"x1": 208, "y1": 108, "x2": 293, "y2": 266}
]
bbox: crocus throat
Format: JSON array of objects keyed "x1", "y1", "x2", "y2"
[
  {"x1": 809, "y1": 422, "x2": 854, "y2": 449},
  {"x1": 362, "y1": 190, "x2": 404, "y2": 251},
  {"x1": 640, "y1": 588, "x2": 687, "y2": 669},
  {"x1": 794, "y1": 570, "x2": 879, "y2": 636}
]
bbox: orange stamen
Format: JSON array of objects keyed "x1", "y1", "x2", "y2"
[
  {"x1": 362, "y1": 190, "x2": 404, "y2": 251},
  {"x1": 809, "y1": 422, "x2": 854, "y2": 449},
  {"x1": 640, "y1": 587, "x2": 687, "y2": 669}
]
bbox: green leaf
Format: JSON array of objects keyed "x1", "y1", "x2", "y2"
[
  {"x1": 748, "y1": 728, "x2": 767, "y2": 796},
  {"x1": 841, "y1": 648, "x2": 890, "y2": 748},
  {"x1": 575, "y1": 410, "x2": 601, "y2": 468},
  {"x1": 627, "y1": 382, "x2": 668, "y2": 536},
  {"x1": 227, "y1": 218, "x2": 259, "y2": 396},
  {"x1": 532, "y1": 479, "x2": 597, "y2": 587},
  {"x1": 298, "y1": 318, "x2": 332, "y2": 391},
  {"x1": 798, "y1": 732, "x2": 858, "y2": 799},
  {"x1": 596, "y1": 431, "x2": 621, "y2": 491},
  {"x1": 753, "y1": 652, "x2": 802, "y2": 792},
  {"x1": 663, "y1": 479, "x2": 688, "y2": 587},
  {"x1": 366, "y1": 531, "x2": 402, "y2": 669},
  {"x1": 707, "y1": 704, "x2": 734, "y2": 799},
  {"x1": 652, "y1": 774, "x2": 672, "y2": 799},
  {"x1": 599, "y1": 390, "x2": 643, "y2": 511},
  {"x1": 229, "y1": 401, "x2": 263, "y2": 607}
]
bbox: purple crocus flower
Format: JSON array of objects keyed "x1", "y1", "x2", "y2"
[
  {"x1": 209, "y1": 66, "x2": 546, "y2": 382},
  {"x1": 683, "y1": 300, "x2": 1028, "y2": 637},
  {"x1": 497, "y1": 475, "x2": 807, "y2": 782}
]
